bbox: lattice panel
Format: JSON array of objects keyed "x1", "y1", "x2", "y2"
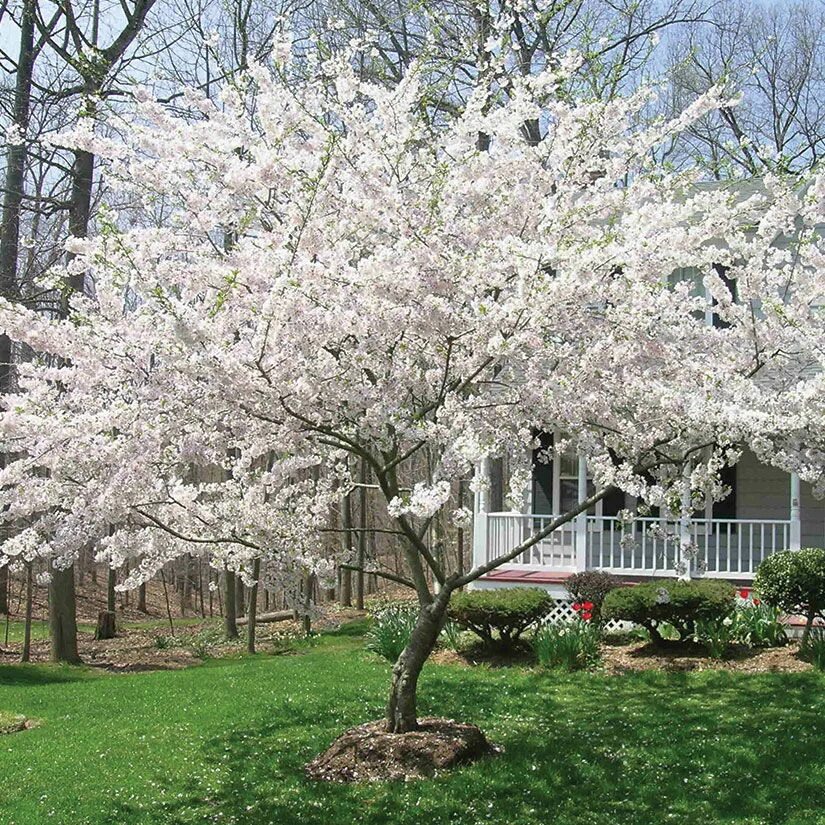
[{"x1": 540, "y1": 597, "x2": 627, "y2": 632}]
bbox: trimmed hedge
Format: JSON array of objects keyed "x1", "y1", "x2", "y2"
[
  {"x1": 448, "y1": 588, "x2": 552, "y2": 649},
  {"x1": 602, "y1": 579, "x2": 735, "y2": 645},
  {"x1": 755, "y1": 548, "x2": 825, "y2": 644}
]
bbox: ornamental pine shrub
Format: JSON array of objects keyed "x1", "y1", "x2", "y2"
[
  {"x1": 448, "y1": 588, "x2": 552, "y2": 650},
  {"x1": 565, "y1": 571, "x2": 622, "y2": 625},
  {"x1": 754, "y1": 548, "x2": 825, "y2": 645},
  {"x1": 602, "y1": 579, "x2": 735, "y2": 646}
]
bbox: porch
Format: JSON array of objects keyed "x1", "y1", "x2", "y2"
[
  {"x1": 471, "y1": 446, "x2": 820, "y2": 585},
  {"x1": 475, "y1": 512, "x2": 792, "y2": 580}
]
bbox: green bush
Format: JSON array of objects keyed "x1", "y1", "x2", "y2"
[
  {"x1": 364, "y1": 603, "x2": 417, "y2": 662},
  {"x1": 448, "y1": 588, "x2": 552, "y2": 649},
  {"x1": 532, "y1": 620, "x2": 601, "y2": 671},
  {"x1": 754, "y1": 548, "x2": 825, "y2": 644},
  {"x1": 565, "y1": 571, "x2": 622, "y2": 625},
  {"x1": 602, "y1": 579, "x2": 735, "y2": 646}
]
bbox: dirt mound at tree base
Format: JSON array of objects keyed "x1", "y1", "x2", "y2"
[{"x1": 305, "y1": 718, "x2": 500, "y2": 782}]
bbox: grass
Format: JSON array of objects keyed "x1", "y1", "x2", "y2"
[
  {"x1": 1, "y1": 627, "x2": 825, "y2": 825},
  {"x1": 1, "y1": 618, "x2": 96, "y2": 644}
]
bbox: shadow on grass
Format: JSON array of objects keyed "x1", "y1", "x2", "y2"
[
  {"x1": 103, "y1": 660, "x2": 825, "y2": 825},
  {"x1": 0, "y1": 663, "x2": 93, "y2": 686}
]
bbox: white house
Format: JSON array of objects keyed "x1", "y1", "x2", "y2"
[
  {"x1": 470, "y1": 442, "x2": 820, "y2": 596},
  {"x1": 471, "y1": 247, "x2": 823, "y2": 597}
]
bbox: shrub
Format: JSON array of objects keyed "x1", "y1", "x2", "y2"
[
  {"x1": 532, "y1": 620, "x2": 601, "y2": 671},
  {"x1": 602, "y1": 579, "x2": 735, "y2": 646},
  {"x1": 565, "y1": 571, "x2": 622, "y2": 625},
  {"x1": 448, "y1": 588, "x2": 553, "y2": 649},
  {"x1": 153, "y1": 634, "x2": 174, "y2": 650},
  {"x1": 754, "y1": 548, "x2": 825, "y2": 645},
  {"x1": 730, "y1": 602, "x2": 788, "y2": 648},
  {"x1": 694, "y1": 616, "x2": 734, "y2": 659},
  {"x1": 365, "y1": 603, "x2": 417, "y2": 662}
]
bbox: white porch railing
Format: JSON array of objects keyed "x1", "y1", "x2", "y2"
[{"x1": 482, "y1": 513, "x2": 792, "y2": 579}]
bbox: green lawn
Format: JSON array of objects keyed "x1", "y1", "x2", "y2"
[{"x1": 1, "y1": 630, "x2": 825, "y2": 825}]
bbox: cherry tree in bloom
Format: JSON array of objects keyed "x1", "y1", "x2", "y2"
[{"x1": 0, "y1": 46, "x2": 823, "y2": 731}]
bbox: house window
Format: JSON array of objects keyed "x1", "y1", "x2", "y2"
[
  {"x1": 558, "y1": 448, "x2": 596, "y2": 514},
  {"x1": 711, "y1": 464, "x2": 737, "y2": 521}
]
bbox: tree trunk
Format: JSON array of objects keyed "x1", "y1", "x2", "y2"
[
  {"x1": 803, "y1": 610, "x2": 817, "y2": 647},
  {"x1": 224, "y1": 569, "x2": 238, "y2": 640},
  {"x1": 94, "y1": 610, "x2": 116, "y2": 640},
  {"x1": 137, "y1": 580, "x2": 147, "y2": 612},
  {"x1": 339, "y1": 490, "x2": 353, "y2": 607},
  {"x1": 302, "y1": 572, "x2": 314, "y2": 636},
  {"x1": 356, "y1": 459, "x2": 367, "y2": 610},
  {"x1": 235, "y1": 576, "x2": 245, "y2": 618},
  {"x1": 20, "y1": 562, "x2": 33, "y2": 662},
  {"x1": 48, "y1": 566, "x2": 80, "y2": 664},
  {"x1": 386, "y1": 596, "x2": 449, "y2": 733},
  {"x1": 0, "y1": 566, "x2": 8, "y2": 615},
  {"x1": 107, "y1": 567, "x2": 116, "y2": 612},
  {"x1": 246, "y1": 558, "x2": 261, "y2": 654}
]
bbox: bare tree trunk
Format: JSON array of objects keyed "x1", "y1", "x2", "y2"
[
  {"x1": 0, "y1": 566, "x2": 8, "y2": 615},
  {"x1": 235, "y1": 575, "x2": 245, "y2": 618},
  {"x1": 107, "y1": 567, "x2": 116, "y2": 612},
  {"x1": 386, "y1": 596, "x2": 449, "y2": 733},
  {"x1": 340, "y1": 490, "x2": 352, "y2": 607},
  {"x1": 160, "y1": 567, "x2": 174, "y2": 634},
  {"x1": 246, "y1": 558, "x2": 261, "y2": 654},
  {"x1": 137, "y1": 580, "x2": 147, "y2": 613},
  {"x1": 302, "y1": 572, "x2": 314, "y2": 636},
  {"x1": 224, "y1": 569, "x2": 238, "y2": 640},
  {"x1": 48, "y1": 566, "x2": 80, "y2": 664},
  {"x1": 356, "y1": 459, "x2": 367, "y2": 610},
  {"x1": 20, "y1": 562, "x2": 33, "y2": 662}
]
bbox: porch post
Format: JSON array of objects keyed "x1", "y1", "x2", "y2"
[
  {"x1": 471, "y1": 458, "x2": 491, "y2": 572},
  {"x1": 679, "y1": 465, "x2": 692, "y2": 581},
  {"x1": 575, "y1": 452, "x2": 588, "y2": 570},
  {"x1": 790, "y1": 472, "x2": 802, "y2": 551}
]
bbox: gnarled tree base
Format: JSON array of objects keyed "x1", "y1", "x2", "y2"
[{"x1": 305, "y1": 718, "x2": 499, "y2": 783}]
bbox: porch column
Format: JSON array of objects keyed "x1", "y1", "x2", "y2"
[
  {"x1": 790, "y1": 472, "x2": 802, "y2": 551},
  {"x1": 471, "y1": 457, "x2": 491, "y2": 571},
  {"x1": 679, "y1": 465, "x2": 692, "y2": 581},
  {"x1": 575, "y1": 453, "x2": 588, "y2": 570}
]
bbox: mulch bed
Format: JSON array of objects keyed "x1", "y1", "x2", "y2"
[
  {"x1": 305, "y1": 718, "x2": 500, "y2": 783},
  {"x1": 601, "y1": 638, "x2": 813, "y2": 674},
  {"x1": 432, "y1": 638, "x2": 814, "y2": 674}
]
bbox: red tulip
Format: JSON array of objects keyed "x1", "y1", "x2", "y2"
[
  {"x1": 753, "y1": 598, "x2": 761, "y2": 606},
  {"x1": 572, "y1": 602, "x2": 582, "y2": 611},
  {"x1": 582, "y1": 611, "x2": 593, "y2": 621},
  {"x1": 583, "y1": 601, "x2": 594, "y2": 611}
]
